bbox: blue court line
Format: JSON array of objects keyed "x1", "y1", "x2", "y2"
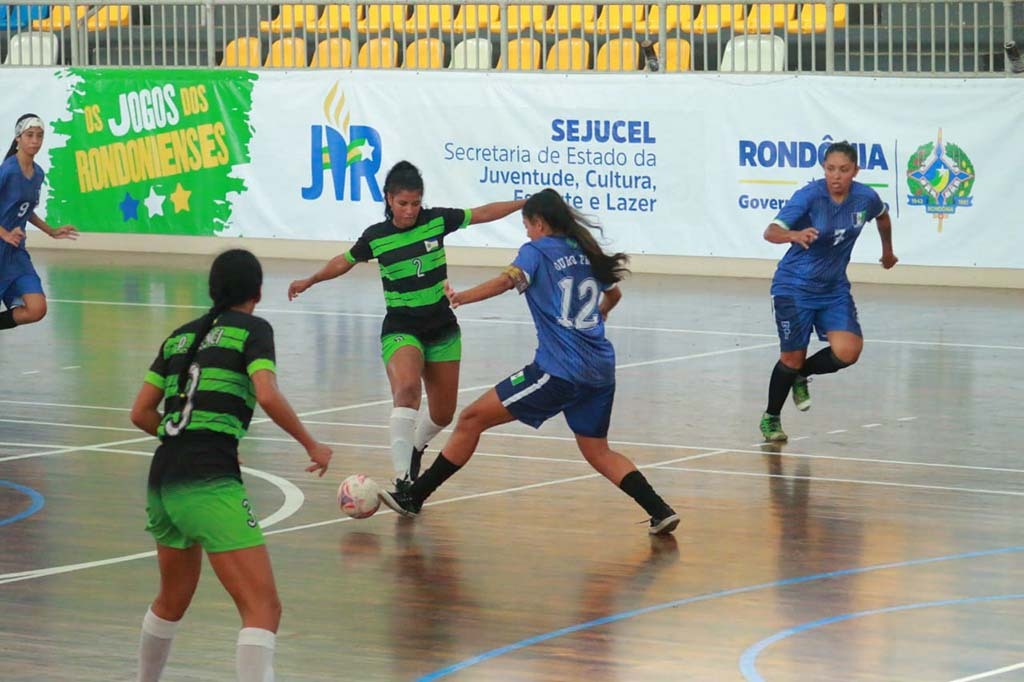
[
  {"x1": 417, "y1": 545, "x2": 1024, "y2": 681},
  {"x1": 0, "y1": 479, "x2": 45, "y2": 527},
  {"x1": 739, "y1": 593, "x2": 1024, "y2": 681}
]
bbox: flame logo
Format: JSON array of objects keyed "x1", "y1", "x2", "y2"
[{"x1": 323, "y1": 81, "x2": 351, "y2": 131}]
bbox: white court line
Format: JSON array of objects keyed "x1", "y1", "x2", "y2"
[
  {"x1": 61, "y1": 366, "x2": 80, "y2": 370},
  {"x1": 0, "y1": 399, "x2": 128, "y2": 412},
  {"x1": 948, "y1": 662, "x2": 1024, "y2": 682},
  {"x1": 863, "y1": 423, "x2": 882, "y2": 428},
  {"x1": 21, "y1": 370, "x2": 40, "y2": 375},
  {"x1": 827, "y1": 429, "x2": 848, "y2": 434},
  {"x1": 652, "y1": 465, "x2": 1024, "y2": 498},
  {"x1": 898, "y1": 416, "x2": 918, "y2": 422},
  {"x1": 45, "y1": 298, "x2": 1024, "y2": 351}
]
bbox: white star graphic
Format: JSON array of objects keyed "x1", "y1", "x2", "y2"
[
  {"x1": 356, "y1": 140, "x2": 375, "y2": 163},
  {"x1": 144, "y1": 187, "x2": 166, "y2": 217}
]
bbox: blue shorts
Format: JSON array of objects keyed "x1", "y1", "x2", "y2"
[
  {"x1": 772, "y1": 293, "x2": 861, "y2": 352},
  {"x1": 495, "y1": 362, "x2": 614, "y2": 438},
  {"x1": 0, "y1": 271, "x2": 44, "y2": 309}
]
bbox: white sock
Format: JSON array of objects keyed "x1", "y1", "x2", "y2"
[
  {"x1": 137, "y1": 607, "x2": 179, "y2": 682},
  {"x1": 236, "y1": 627, "x2": 276, "y2": 682},
  {"x1": 413, "y1": 409, "x2": 444, "y2": 451},
  {"x1": 389, "y1": 406, "x2": 417, "y2": 480}
]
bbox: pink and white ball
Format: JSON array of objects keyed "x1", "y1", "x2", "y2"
[{"x1": 338, "y1": 474, "x2": 382, "y2": 519}]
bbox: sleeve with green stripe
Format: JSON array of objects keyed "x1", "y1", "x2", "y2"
[
  {"x1": 439, "y1": 207, "x2": 472, "y2": 236},
  {"x1": 144, "y1": 341, "x2": 168, "y2": 390},
  {"x1": 244, "y1": 317, "x2": 276, "y2": 376},
  {"x1": 345, "y1": 232, "x2": 373, "y2": 263}
]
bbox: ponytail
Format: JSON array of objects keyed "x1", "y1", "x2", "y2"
[{"x1": 522, "y1": 188, "x2": 630, "y2": 285}]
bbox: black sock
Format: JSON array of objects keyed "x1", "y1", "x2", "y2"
[
  {"x1": 619, "y1": 470, "x2": 674, "y2": 519},
  {"x1": 799, "y1": 347, "x2": 851, "y2": 377},
  {"x1": 409, "y1": 452, "x2": 461, "y2": 504},
  {"x1": 0, "y1": 309, "x2": 17, "y2": 330},
  {"x1": 766, "y1": 361, "x2": 800, "y2": 415}
]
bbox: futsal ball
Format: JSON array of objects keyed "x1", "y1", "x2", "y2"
[{"x1": 338, "y1": 474, "x2": 382, "y2": 519}]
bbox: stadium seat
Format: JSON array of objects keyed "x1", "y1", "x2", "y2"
[
  {"x1": 265, "y1": 37, "x2": 308, "y2": 66},
  {"x1": 404, "y1": 37, "x2": 444, "y2": 68},
  {"x1": 4, "y1": 31, "x2": 60, "y2": 64},
  {"x1": 588, "y1": 4, "x2": 645, "y2": 34},
  {"x1": 635, "y1": 4, "x2": 694, "y2": 33},
  {"x1": 85, "y1": 5, "x2": 130, "y2": 31},
  {"x1": 357, "y1": 36, "x2": 399, "y2": 67},
  {"x1": 787, "y1": 3, "x2": 847, "y2": 33},
  {"x1": 259, "y1": 4, "x2": 320, "y2": 33},
  {"x1": 546, "y1": 37, "x2": 590, "y2": 71},
  {"x1": 739, "y1": 3, "x2": 798, "y2": 32},
  {"x1": 545, "y1": 4, "x2": 597, "y2": 33},
  {"x1": 359, "y1": 5, "x2": 408, "y2": 32},
  {"x1": 221, "y1": 36, "x2": 262, "y2": 66},
  {"x1": 497, "y1": 37, "x2": 541, "y2": 70},
  {"x1": 595, "y1": 37, "x2": 640, "y2": 71},
  {"x1": 654, "y1": 38, "x2": 691, "y2": 71},
  {"x1": 406, "y1": 3, "x2": 454, "y2": 31},
  {"x1": 488, "y1": 5, "x2": 547, "y2": 32},
  {"x1": 315, "y1": 4, "x2": 362, "y2": 31},
  {"x1": 312, "y1": 37, "x2": 353, "y2": 67},
  {"x1": 33, "y1": 5, "x2": 86, "y2": 31},
  {"x1": 449, "y1": 37, "x2": 492, "y2": 69},
  {"x1": 693, "y1": 3, "x2": 745, "y2": 33},
  {"x1": 0, "y1": 5, "x2": 49, "y2": 30},
  {"x1": 446, "y1": 4, "x2": 499, "y2": 31},
  {"x1": 720, "y1": 35, "x2": 787, "y2": 70}
]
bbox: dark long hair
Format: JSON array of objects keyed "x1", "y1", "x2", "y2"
[
  {"x1": 824, "y1": 140, "x2": 857, "y2": 165},
  {"x1": 5, "y1": 113, "x2": 40, "y2": 160},
  {"x1": 382, "y1": 160, "x2": 424, "y2": 221},
  {"x1": 175, "y1": 249, "x2": 263, "y2": 399},
  {"x1": 523, "y1": 189, "x2": 629, "y2": 285}
]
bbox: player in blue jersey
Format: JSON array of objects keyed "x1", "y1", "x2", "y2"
[
  {"x1": 759, "y1": 141, "x2": 898, "y2": 442},
  {"x1": 0, "y1": 113, "x2": 79, "y2": 333},
  {"x1": 379, "y1": 188, "x2": 679, "y2": 535},
  {"x1": 289, "y1": 161, "x2": 525, "y2": 491}
]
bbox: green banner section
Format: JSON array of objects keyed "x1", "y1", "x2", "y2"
[{"x1": 47, "y1": 69, "x2": 257, "y2": 235}]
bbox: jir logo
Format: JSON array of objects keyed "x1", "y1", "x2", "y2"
[{"x1": 302, "y1": 124, "x2": 383, "y2": 202}]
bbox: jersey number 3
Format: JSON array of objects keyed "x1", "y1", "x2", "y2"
[
  {"x1": 557, "y1": 276, "x2": 600, "y2": 330},
  {"x1": 164, "y1": 363, "x2": 201, "y2": 436}
]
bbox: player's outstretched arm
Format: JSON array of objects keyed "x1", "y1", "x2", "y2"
[
  {"x1": 446, "y1": 273, "x2": 515, "y2": 309},
  {"x1": 29, "y1": 213, "x2": 78, "y2": 240},
  {"x1": 288, "y1": 253, "x2": 356, "y2": 301},
  {"x1": 467, "y1": 199, "x2": 527, "y2": 225},
  {"x1": 130, "y1": 383, "x2": 164, "y2": 437},
  {"x1": 764, "y1": 223, "x2": 818, "y2": 249},
  {"x1": 876, "y1": 213, "x2": 898, "y2": 269},
  {"x1": 599, "y1": 285, "x2": 622, "y2": 320},
  {"x1": 252, "y1": 370, "x2": 332, "y2": 476}
]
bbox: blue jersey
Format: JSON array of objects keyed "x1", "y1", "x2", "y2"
[
  {"x1": 770, "y1": 179, "x2": 886, "y2": 296},
  {"x1": 510, "y1": 235, "x2": 616, "y2": 386},
  {"x1": 0, "y1": 155, "x2": 44, "y2": 274}
]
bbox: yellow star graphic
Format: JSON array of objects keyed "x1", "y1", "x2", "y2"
[{"x1": 169, "y1": 183, "x2": 192, "y2": 213}]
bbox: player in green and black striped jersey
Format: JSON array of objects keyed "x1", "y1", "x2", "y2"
[
  {"x1": 289, "y1": 160, "x2": 525, "y2": 490},
  {"x1": 130, "y1": 249, "x2": 332, "y2": 682}
]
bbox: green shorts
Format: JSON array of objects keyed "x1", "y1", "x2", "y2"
[
  {"x1": 145, "y1": 478, "x2": 265, "y2": 553},
  {"x1": 380, "y1": 328, "x2": 462, "y2": 365}
]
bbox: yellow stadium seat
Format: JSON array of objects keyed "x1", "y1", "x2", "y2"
[
  {"x1": 260, "y1": 4, "x2": 320, "y2": 33},
  {"x1": 740, "y1": 3, "x2": 798, "y2": 33},
  {"x1": 265, "y1": 37, "x2": 308, "y2": 66},
  {"x1": 315, "y1": 4, "x2": 362, "y2": 31},
  {"x1": 787, "y1": 2, "x2": 847, "y2": 33},
  {"x1": 446, "y1": 3, "x2": 499, "y2": 31},
  {"x1": 497, "y1": 37, "x2": 541, "y2": 70},
  {"x1": 406, "y1": 4, "x2": 454, "y2": 31},
  {"x1": 33, "y1": 5, "x2": 87, "y2": 31},
  {"x1": 489, "y1": 5, "x2": 547, "y2": 32},
  {"x1": 359, "y1": 5, "x2": 408, "y2": 32},
  {"x1": 693, "y1": 3, "x2": 745, "y2": 33},
  {"x1": 86, "y1": 5, "x2": 130, "y2": 31},
  {"x1": 588, "y1": 4, "x2": 645, "y2": 34},
  {"x1": 595, "y1": 37, "x2": 640, "y2": 71},
  {"x1": 654, "y1": 38, "x2": 691, "y2": 71},
  {"x1": 404, "y1": 37, "x2": 444, "y2": 68},
  {"x1": 312, "y1": 37, "x2": 353, "y2": 67},
  {"x1": 545, "y1": 4, "x2": 596, "y2": 33},
  {"x1": 221, "y1": 37, "x2": 262, "y2": 67},
  {"x1": 635, "y1": 4, "x2": 694, "y2": 33},
  {"x1": 357, "y1": 36, "x2": 399, "y2": 67},
  {"x1": 545, "y1": 37, "x2": 590, "y2": 71}
]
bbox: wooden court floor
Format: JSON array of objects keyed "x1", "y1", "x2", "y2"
[{"x1": 1, "y1": 250, "x2": 1023, "y2": 681}]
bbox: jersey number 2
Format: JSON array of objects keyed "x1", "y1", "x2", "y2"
[
  {"x1": 557, "y1": 277, "x2": 600, "y2": 330},
  {"x1": 164, "y1": 363, "x2": 200, "y2": 436}
]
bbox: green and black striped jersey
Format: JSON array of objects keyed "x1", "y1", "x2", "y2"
[
  {"x1": 144, "y1": 310, "x2": 275, "y2": 486},
  {"x1": 346, "y1": 206, "x2": 471, "y2": 337}
]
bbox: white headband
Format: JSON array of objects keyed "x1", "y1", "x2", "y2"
[{"x1": 15, "y1": 117, "x2": 44, "y2": 136}]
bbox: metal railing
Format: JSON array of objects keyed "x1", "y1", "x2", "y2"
[{"x1": 0, "y1": 0, "x2": 1020, "y2": 74}]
